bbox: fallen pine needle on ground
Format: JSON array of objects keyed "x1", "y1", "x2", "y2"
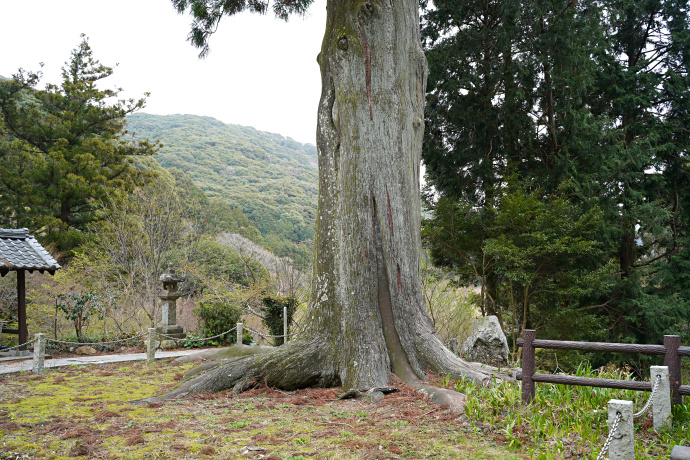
[{"x1": 0, "y1": 359, "x2": 527, "y2": 459}]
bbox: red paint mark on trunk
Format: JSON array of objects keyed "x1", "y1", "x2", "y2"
[
  {"x1": 370, "y1": 194, "x2": 377, "y2": 237},
  {"x1": 358, "y1": 17, "x2": 373, "y2": 121},
  {"x1": 385, "y1": 185, "x2": 394, "y2": 238}
]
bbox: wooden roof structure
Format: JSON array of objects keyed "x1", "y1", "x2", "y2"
[{"x1": 0, "y1": 228, "x2": 61, "y2": 347}]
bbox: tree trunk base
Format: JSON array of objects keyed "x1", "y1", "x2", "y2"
[{"x1": 134, "y1": 340, "x2": 513, "y2": 410}]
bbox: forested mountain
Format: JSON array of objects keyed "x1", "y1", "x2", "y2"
[{"x1": 126, "y1": 113, "x2": 318, "y2": 267}]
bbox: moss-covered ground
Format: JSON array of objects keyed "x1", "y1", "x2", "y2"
[{"x1": 0, "y1": 359, "x2": 527, "y2": 459}]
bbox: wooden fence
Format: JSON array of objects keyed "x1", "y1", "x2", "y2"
[{"x1": 516, "y1": 330, "x2": 690, "y2": 405}]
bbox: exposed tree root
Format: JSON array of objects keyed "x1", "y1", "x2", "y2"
[
  {"x1": 417, "y1": 333, "x2": 514, "y2": 383},
  {"x1": 134, "y1": 339, "x2": 512, "y2": 412}
]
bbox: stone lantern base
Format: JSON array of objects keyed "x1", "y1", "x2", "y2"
[{"x1": 156, "y1": 325, "x2": 186, "y2": 350}]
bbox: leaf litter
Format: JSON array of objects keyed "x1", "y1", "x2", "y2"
[{"x1": 0, "y1": 359, "x2": 528, "y2": 459}]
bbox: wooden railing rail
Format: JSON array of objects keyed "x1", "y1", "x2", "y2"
[{"x1": 517, "y1": 330, "x2": 688, "y2": 405}]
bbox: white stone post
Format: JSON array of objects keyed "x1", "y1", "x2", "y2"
[
  {"x1": 237, "y1": 322, "x2": 243, "y2": 346},
  {"x1": 650, "y1": 365, "x2": 672, "y2": 430},
  {"x1": 283, "y1": 306, "x2": 288, "y2": 343},
  {"x1": 32, "y1": 333, "x2": 46, "y2": 373},
  {"x1": 608, "y1": 399, "x2": 634, "y2": 460},
  {"x1": 146, "y1": 328, "x2": 156, "y2": 362}
]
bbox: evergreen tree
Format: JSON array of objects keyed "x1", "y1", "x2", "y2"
[
  {"x1": 141, "y1": 0, "x2": 500, "y2": 403},
  {"x1": 421, "y1": 0, "x2": 606, "y2": 201},
  {"x1": 0, "y1": 36, "x2": 159, "y2": 254},
  {"x1": 586, "y1": 0, "x2": 690, "y2": 343},
  {"x1": 421, "y1": 0, "x2": 609, "y2": 331},
  {"x1": 421, "y1": 0, "x2": 690, "y2": 347}
]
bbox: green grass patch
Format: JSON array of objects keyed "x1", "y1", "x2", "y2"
[
  {"x1": 0, "y1": 360, "x2": 526, "y2": 459},
  {"x1": 444, "y1": 363, "x2": 690, "y2": 459},
  {"x1": 5, "y1": 358, "x2": 685, "y2": 459}
]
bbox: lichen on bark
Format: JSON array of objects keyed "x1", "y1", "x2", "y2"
[{"x1": 145, "y1": 0, "x2": 503, "y2": 405}]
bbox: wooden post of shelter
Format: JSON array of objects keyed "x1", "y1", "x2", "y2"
[
  {"x1": 0, "y1": 228, "x2": 61, "y2": 352},
  {"x1": 17, "y1": 270, "x2": 26, "y2": 349}
]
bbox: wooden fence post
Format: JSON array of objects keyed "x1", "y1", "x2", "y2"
[
  {"x1": 522, "y1": 329, "x2": 536, "y2": 405},
  {"x1": 17, "y1": 270, "x2": 27, "y2": 350},
  {"x1": 664, "y1": 335, "x2": 682, "y2": 405}
]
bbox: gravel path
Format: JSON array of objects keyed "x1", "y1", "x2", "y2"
[{"x1": 0, "y1": 349, "x2": 207, "y2": 374}]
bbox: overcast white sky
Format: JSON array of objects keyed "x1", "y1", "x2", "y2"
[{"x1": 0, "y1": 0, "x2": 327, "y2": 145}]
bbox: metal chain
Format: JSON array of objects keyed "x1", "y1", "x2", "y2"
[
  {"x1": 597, "y1": 411, "x2": 622, "y2": 460},
  {"x1": 5, "y1": 322, "x2": 293, "y2": 350},
  {"x1": 46, "y1": 333, "x2": 147, "y2": 346},
  {"x1": 0, "y1": 338, "x2": 37, "y2": 351},
  {"x1": 633, "y1": 374, "x2": 661, "y2": 419},
  {"x1": 156, "y1": 326, "x2": 237, "y2": 343},
  {"x1": 244, "y1": 326, "x2": 287, "y2": 339},
  {"x1": 595, "y1": 374, "x2": 660, "y2": 460}
]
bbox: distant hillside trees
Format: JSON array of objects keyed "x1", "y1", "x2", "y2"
[
  {"x1": 126, "y1": 113, "x2": 318, "y2": 268},
  {"x1": 0, "y1": 36, "x2": 159, "y2": 254}
]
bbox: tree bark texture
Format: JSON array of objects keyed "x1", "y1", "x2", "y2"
[
  {"x1": 308, "y1": 0, "x2": 493, "y2": 391},
  {"x1": 312, "y1": 0, "x2": 429, "y2": 390},
  {"x1": 147, "y1": 0, "x2": 497, "y2": 402}
]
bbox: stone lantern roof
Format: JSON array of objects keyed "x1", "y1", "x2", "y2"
[{"x1": 159, "y1": 263, "x2": 184, "y2": 284}]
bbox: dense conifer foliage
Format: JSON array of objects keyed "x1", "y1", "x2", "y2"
[
  {"x1": 0, "y1": 36, "x2": 158, "y2": 254},
  {"x1": 171, "y1": 0, "x2": 314, "y2": 57},
  {"x1": 421, "y1": 0, "x2": 690, "y2": 355}
]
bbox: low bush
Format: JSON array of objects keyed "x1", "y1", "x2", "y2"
[{"x1": 194, "y1": 300, "x2": 250, "y2": 345}]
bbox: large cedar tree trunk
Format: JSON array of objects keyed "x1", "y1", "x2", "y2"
[{"x1": 150, "y1": 0, "x2": 496, "y2": 401}]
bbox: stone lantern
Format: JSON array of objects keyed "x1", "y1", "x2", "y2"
[{"x1": 156, "y1": 263, "x2": 186, "y2": 349}]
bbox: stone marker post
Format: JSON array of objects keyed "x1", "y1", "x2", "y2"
[
  {"x1": 608, "y1": 399, "x2": 634, "y2": 460},
  {"x1": 157, "y1": 264, "x2": 186, "y2": 349},
  {"x1": 283, "y1": 306, "x2": 288, "y2": 343},
  {"x1": 650, "y1": 365, "x2": 672, "y2": 430},
  {"x1": 237, "y1": 322, "x2": 243, "y2": 346},
  {"x1": 32, "y1": 333, "x2": 46, "y2": 373},
  {"x1": 147, "y1": 328, "x2": 156, "y2": 362}
]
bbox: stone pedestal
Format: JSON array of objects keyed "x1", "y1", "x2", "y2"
[
  {"x1": 157, "y1": 264, "x2": 186, "y2": 349},
  {"x1": 155, "y1": 324, "x2": 186, "y2": 349}
]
